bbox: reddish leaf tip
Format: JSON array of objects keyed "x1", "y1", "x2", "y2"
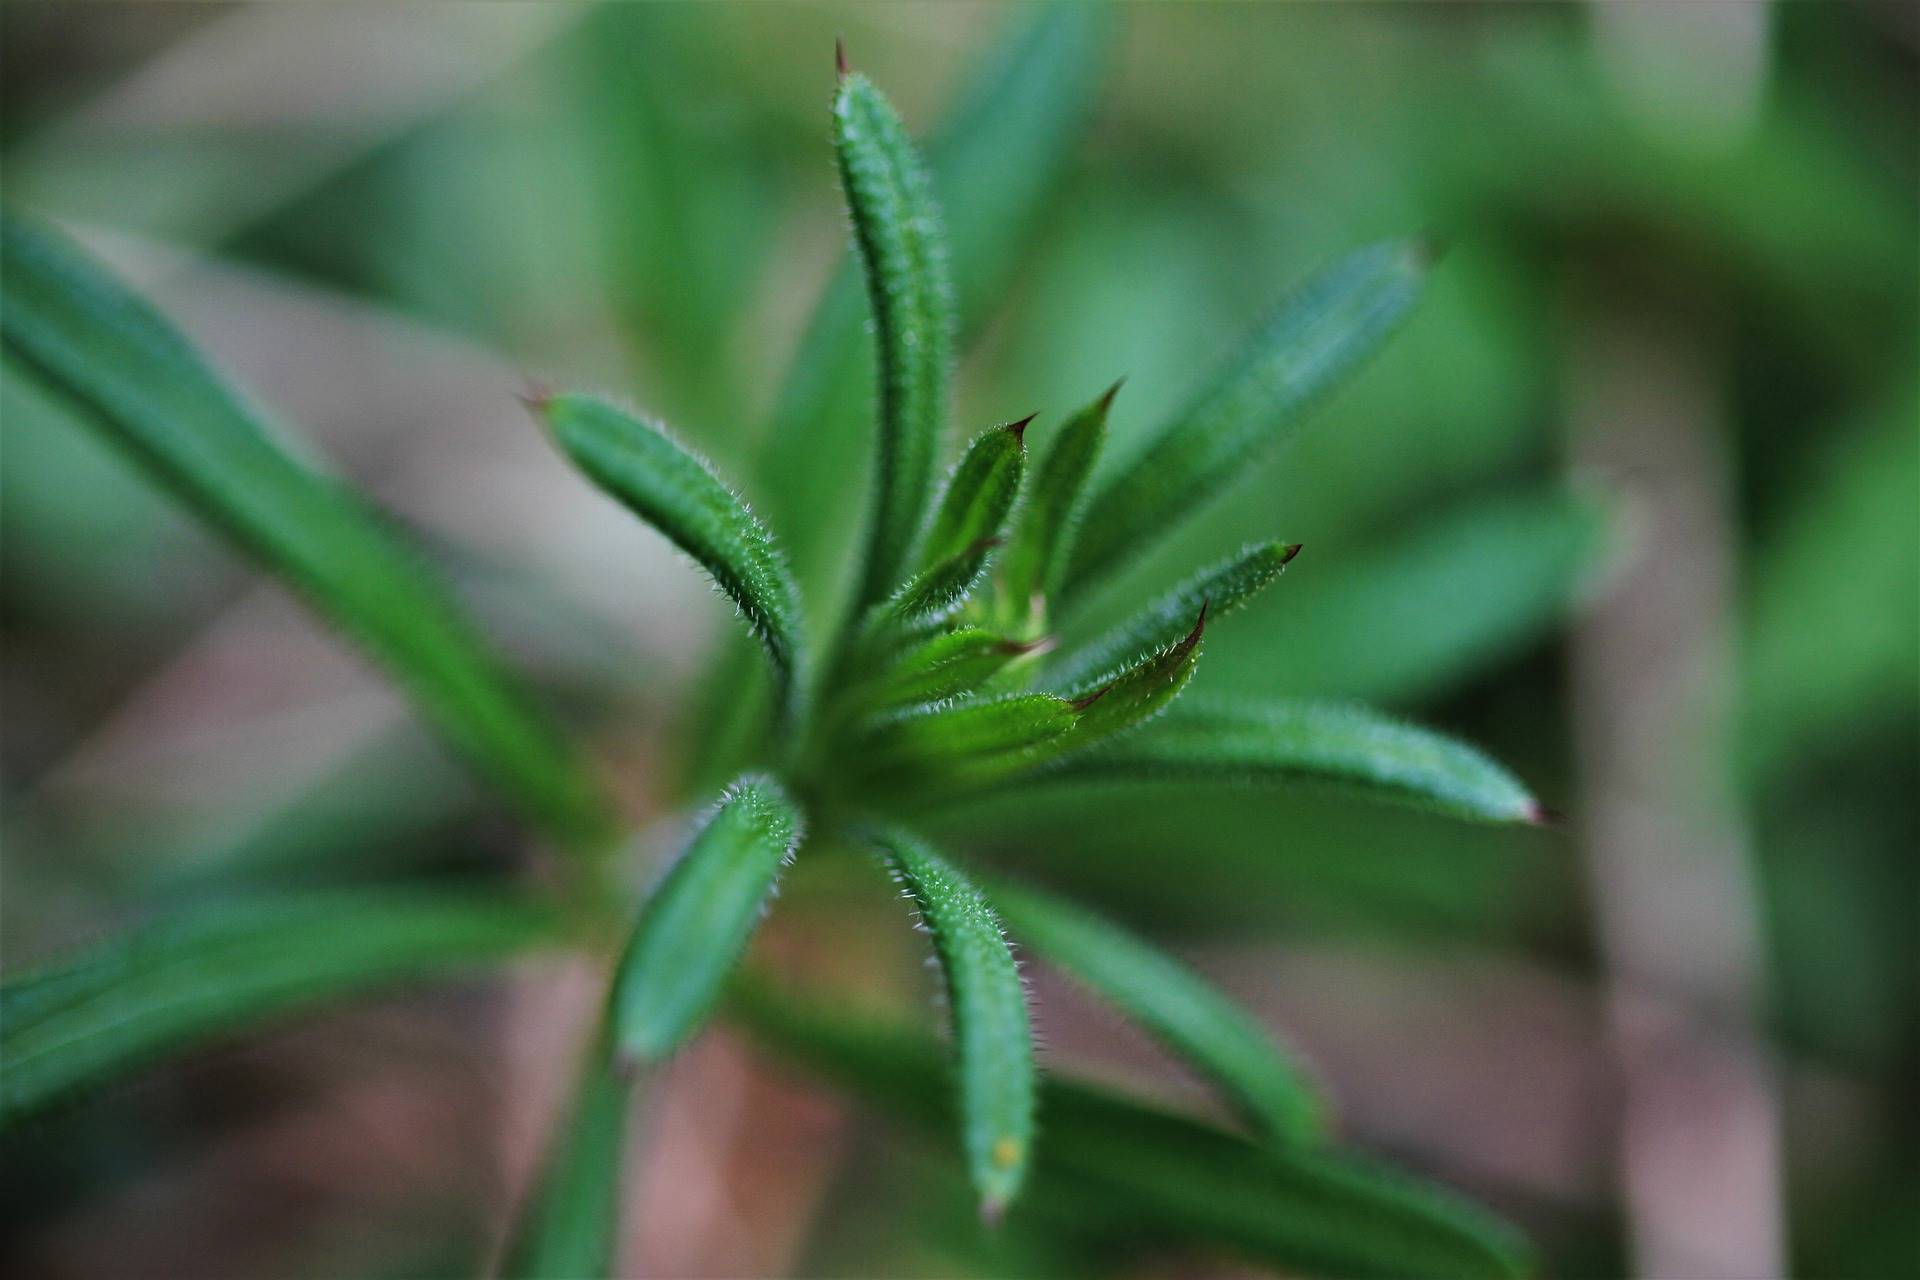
[
  {"x1": 835, "y1": 37, "x2": 849, "y2": 79},
  {"x1": 999, "y1": 634, "x2": 1057, "y2": 658},
  {"x1": 1005, "y1": 413, "x2": 1037, "y2": 443},
  {"x1": 1279, "y1": 542, "x2": 1304, "y2": 565},
  {"x1": 1098, "y1": 376, "x2": 1126, "y2": 412},
  {"x1": 514, "y1": 380, "x2": 554, "y2": 415},
  {"x1": 980, "y1": 1195, "x2": 1007, "y2": 1230},
  {"x1": 1526, "y1": 802, "x2": 1567, "y2": 829},
  {"x1": 1069, "y1": 683, "x2": 1111, "y2": 713}
]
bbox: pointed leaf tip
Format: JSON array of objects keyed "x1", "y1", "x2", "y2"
[
  {"x1": 1280, "y1": 542, "x2": 1304, "y2": 565},
  {"x1": 835, "y1": 37, "x2": 849, "y2": 79},
  {"x1": 1100, "y1": 376, "x2": 1126, "y2": 411},
  {"x1": 1527, "y1": 802, "x2": 1567, "y2": 829},
  {"x1": 1005, "y1": 413, "x2": 1037, "y2": 443},
  {"x1": 516, "y1": 380, "x2": 554, "y2": 414}
]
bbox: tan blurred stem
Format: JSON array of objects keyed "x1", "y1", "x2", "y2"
[{"x1": 1564, "y1": 279, "x2": 1785, "y2": 1279}]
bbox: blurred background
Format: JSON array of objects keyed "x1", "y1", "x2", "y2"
[{"x1": 1, "y1": 2, "x2": 1914, "y2": 1277}]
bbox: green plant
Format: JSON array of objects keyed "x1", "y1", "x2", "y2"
[{"x1": 0, "y1": 30, "x2": 1551, "y2": 1280}]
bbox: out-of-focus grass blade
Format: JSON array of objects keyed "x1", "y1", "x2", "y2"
[
  {"x1": 917, "y1": 418, "x2": 1029, "y2": 574},
  {"x1": 610, "y1": 775, "x2": 802, "y2": 1063},
  {"x1": 835, "y1": 64, "x2": 956, "y2": 608},
  {"x1": 1000, "y1": 380, "x2": 1118, "y2": 622},
  {"x1": 1197, "y1": 488, "x2": 1611, "y2": 704},
  {"x1": 0, "y1": 889, "x2": 561, "y2": 1125},
  {"x1": 858, "y1": 695, "x2": 1077, "y2": 785},
  {"x1": 732, "y1": 981, "x2": 1530, "y2": 1278},
  {"x1": 986, "y1": 877, "x2": 1326, "y2": 1146},
  {"x1": 499, "y1": 1030, "x2": 636, "y2": 1280},
  {"x1": 0, "y1": 213, "x2": 614, "y2": 850},
  {"x1": 1048, "y1": 698, "x2": 1543, "y2": 826},
  {"x1": 755, "y1": 6, "x2": 1111, "y2": 583},
  {"x1": 866, "y1": 829, "x2": 1036, "y2": 1220},
  {"x1": 1066, "y1": 240, "x2": 1431, "y2": 601},
  {"x1": 1740, "y1": 393, "x2": 1918, "y2": 780},
  {"x1": 1047, "y1": 542, "x2": 1298, "y2": 695},
  {"x1": 541, "y1": 394, "x2": 806, "y2": 724}
]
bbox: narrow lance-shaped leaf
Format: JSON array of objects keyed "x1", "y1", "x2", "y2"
[
  {"x1": 849, "y1": 627, "x2": 1050, "y2": 709},
  {"x1": 999, "y1": 379, "x2": 1118, "y2": 620},
  {"x1": 610, "y1": 774, "x2": 803, "y2": 1062},
  {"x1": 917, "y1": 417, "x2": 1030, "y2": 572},
  {"x1": 835, "y1": 57, "x2": 957, "y2": 606},
  {"x1": 0, "y1": 890, "x2": 561, "y2": 1125},
  {"x1": 867, "y1": 829, "x2": 1036, "y2": 1220},
  {"x1": 986, "y1": 877, "x2": 1326, "y2": 1146},
  {"x1": 1048, "y1": 697, "x2": 1545, "y2": 825},
  {"x1": 1047, "y1": 541, "x2": 1299, "y2": 695},
  {"x1": 690, "y1": 8, "x2": 1110, "y2": 786},
  {"x1": 948, "y1": 605, "x2": 1210, "y2": 796},
  {"x1": 731, "y1": 980, "x2": 1531, "y2": 1280},
  {"x1": 855, "y1": 693, "x2": 1078, "y2": 784},
  {"x1": 540, "y1": 394, "x2": 806, "y2": 724},
  {"x1": 1067, "y1": 239, "x2": 1432, "y2": 599},
  {"x1": 754, "y1": 5, "x2": 1110, "y2": 581},
  {"x1": 500, "y1": 1029, "x2": 636, "y2": 1280},
  {"x1": 0, "y1": 213, "x2": 613, "y2": 849},
  {"x1": 881, "y1": 536, "x2": 1002, "y2": 627}
]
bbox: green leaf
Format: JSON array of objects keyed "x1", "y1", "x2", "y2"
[
  {"x1": 1050, "y1": 604, "x2": 1208, "y2": 756},
  {"x1": 541, "y1": 394, "x2": 806, "y2": 723},
  {"x1": 1050, "y1": 698, "x2": 1543, "y2": 825},
  {"x1": 849, "y1": 627, "x2": 1047, "y2": 708},
  {"x1": 985, "y1": 877, "x2": 1326, "y2": 1146},
  {"x1": 881, "y1": 536, "x2": 1001, "y2": 628},
  {"x1": 731, "y1": 981, "x2": 1530, "y2": 1278},
  {"x1": 610, "y1": 775, "x2": 803, "y2": 1063},
  {"x1": 917, "y1": 418, "x2": 1029, "y2": 574},
  {"x1": 500, "y1": 1031, "x2": 637, "y2": 1280},
  {"x1": 857, "y1": 694, "x2": 1078, "y2": 784},
  {"x1": 1066, "y1": 239, "x2": 1432, "y2": 599},
  {"x1": 835, "y1": 64, "x2": 957, "y2": 607},
  {"x1": 0, "y1": 889, "x2": 560, "y2": 1125},
  {"x1": 999, "y1": 380, "x2": 1119, "y2": 621},
  {"x1": 1047, "y1": 541, "x2": 1299, "y2": 695},
  {"x1": 866, "y1": 828, "x2": 1036, "y2": 1219},
  {"x1": 0, "y1": 213, "x2": 613, "y2": 850},
  {"x1": 753, "y1": 6, "x2": 1110, "y2": 585}
]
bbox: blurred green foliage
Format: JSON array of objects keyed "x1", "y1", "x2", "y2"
[{"x1": 2, "y1": 2, "x2": 1914, "y2": 1277}]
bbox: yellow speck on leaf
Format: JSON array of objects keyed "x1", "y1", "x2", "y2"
[{"x1": 992, "y1": 1136, "x2": 1022, "y2": 1168}]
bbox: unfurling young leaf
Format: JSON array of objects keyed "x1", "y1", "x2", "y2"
[
  {"x1": 999, "y1": 379, "x2": 1118, "y2": 623},
  {"x1": 609, "y1": 775, "x2": 803, "y2": 1063},
  {"x1": 541, "y1": 394, "x2": 806, "y2": 725},
  {"x1": 1050, "y1": 697, "x2": 1544, "y2": 825},
  {"x1": 1047, "y1": 541, "x2": 1299, "y2": 695},
  {"x1": 1060, "y1": 603, "x2": 1208, "y2": 749},
  {"x1": 1066, "y1": 239, "x2": 1432, "y2": 599},
  {"x1": 867, "y1": 829, "x2": 1036, "y2": 1220},
  {"x1": 0, "y1": 213, "x2": 613, "y2": 850},
  {"x1": 856, "y1": 693, "x2": 1078, "y2": 783},
  {"x1": 500, "y1": 1030, "x2": 636, "y2": 1280},
  {"x1": 835, "y1": 59, "x2": 957, "y2": 607},
  {"x1": 0, "y1": 890, "x2": 560, "y2": 1125},
  {"x1": 850, "y1": 627, "x2": 1049, "y2": 708},
  {"x1": 917, "y1": 417, "x2": 1030, "y2": 573},
  {"x1": 986, "y1": 877, "x2": 1326, "y2": 1146}
]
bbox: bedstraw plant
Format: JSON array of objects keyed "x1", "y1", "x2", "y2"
[{"x1": 1, "y1": 23, "x2": 1549, "y2": 1280}]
